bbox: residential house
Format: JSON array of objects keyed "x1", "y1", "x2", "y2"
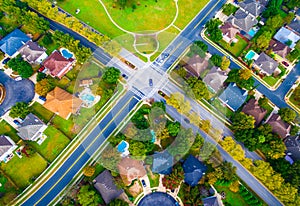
[
  {"x1": 17, "y1": 113, "x2": 47, "y2": 141},
  {"x1": 184, "y1": 55, "x2": 209, "y2": 77},
  {"x1": 219, "y1": 83, "x2": 248, "y2": 111},
  {"x1": 182, "y1": 155, "x2": 207, "y2": 187},
  {"x1": 266, "y1": 113, "x2": 291, "y2": 138},
  {"x1": 202, "y1": 196, "x2": 223, "y2": 206},
  {"x1": 18, "y1": 41, "x2": 48, "y2": 64},
  {"x1": 44, "y1": 87, "x2": 82, "y2": 120},
  {"x1": 274, "y1": 27, "x2": 300, "y2": 48},
  {"x1": 93, "y1": 170, "x2": 123, "y2": 204},
  {"x1": 242, "y1": 98, "x2": 267, "y2": 126},
  {"x1": 0, "y1": 29, "x2": 30, "y2": 57},
  {"x1": 284, "y1": 136, "x2": 300, "y2": 161},
  {"x1": 43, "y1": 50, "x2": 75, "y2": 79},
  {"x1": 269, "y1": 39, "x2": 292, "y2": 59},
  {"x1": 287, "y1": 18, "x2": 300, "y2": 36},
  {"x1": 220, "y1": 22, "x2": 239, "y2": 43},
  {"x1": 239, "y1": 0, "x2": 265, "y2": 17},
  {"x1": 117, "y1": 157, "x2": 147, "y2": 185},
  {"x1": 203, "y1": 66, "x2": 227, "y2": 93},
  {"x1": 254, "y1": 52, "x2": 279, "y2": 76},
  {"x1": 79, "y1": 79, "x2": 93, "y2": 87},
  {"x1": 152, "y1": 151, "x2": 173, "y2": 175},
  {"x1": 0, "y1": 135, "x2": 17, "y2": 162},
  {"x1": 227, "y1": 8, "x2": 258, "y2": 33}
]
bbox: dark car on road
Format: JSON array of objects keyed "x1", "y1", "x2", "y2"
[
  {"x1": 122, "y1": 73, "x2": 128, "y2": 79},
  {"x1": 141, "y1": 180, "x2": 146, "y2": 187},
  {"x1": 149, "y1": 78, "x2": 153, "y2": 87},
  {"x1": 282, "y1": 61, "x2": 289, "y2": 67}
]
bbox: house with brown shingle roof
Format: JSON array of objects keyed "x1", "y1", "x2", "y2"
[
  {"x1": 266, "y1": 113, "x2": 291, "y2": 138},
  {"x1": 184, "y1": 55, "x2": 209, "y2": 77},
  {"x1": 44, "y1": 87, "x2": 82, "y2": 120},
  {"x1": 220, "y1": 22, "x2": 239, "y2": 43},
  {"x1": 242, "y1": 98, "x2": 267, "y2": 126},
  {"x1": 117, "y1": 157, "x2": 147, "y2": 185},
  {"x1": 43, "y1": 51, "x2": 75, "y2": 79},
  {"x1": 269, "y1": 39, "x2": 291, "y2": 58}
]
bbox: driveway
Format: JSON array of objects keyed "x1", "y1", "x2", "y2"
[{"x1": 0, "y1": 71, "x2": 35, "y2": 116}]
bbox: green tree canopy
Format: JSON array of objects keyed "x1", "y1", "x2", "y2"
[
  {"x1": 278, "y1": 108, "x2": 296, "y2": 122},
  {"x1": 77, "y1": 185, "x2": 102, "y2": 206},
  {"x1": 7, "y1": 56, "x2": 33, "y2": 78},
  {"x1": 9, "y1": 102, "x2": 30, "y2": 119},
  {"x1": 102, "y1": 67, "x2": 121, "y2": 84},
  {"x1": 231, "y1": 112, "x2": 255, "y2": 131},
  {"x1": 210, "y1": 54, "x2": 222, "y2": 67}
]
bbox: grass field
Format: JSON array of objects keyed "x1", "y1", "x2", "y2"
[
  {"x1": 29, "y1": 126, "x2": 70, "y2": 162},
  {"x1": 214, "y1": 184, "x2": 250, "y2": 206},
  {"x1": 219, "y1": 36, "x2": 248, "y2": 57},
  {"x1": 1, "y1": 153, "x2": 47, "y2": 189},
  {"x1": 0, "y1": 120, "x2": 20, "y2": 143},
  {"x1": 51, "y1": 115, "x2": 75, "y2": 139}
]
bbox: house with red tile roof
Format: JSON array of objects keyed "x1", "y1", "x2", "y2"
[{"x1": 43, "y1": 51, "x2": 75, "y2": 79}]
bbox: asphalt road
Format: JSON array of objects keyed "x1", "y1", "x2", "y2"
[
  {"x1": 22, "y1": 91, "x2": 140, "y2": 205},
  {"x1": 0, "y1": 71, "x2": 34, "y2": 116}
]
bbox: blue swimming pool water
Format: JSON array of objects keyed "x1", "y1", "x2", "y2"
[
  {"x1": 248, "y1": 28, "x2": 258, "y2": 37},
  {"x1": 117, "y1": 141, "x2": 127, "y2": 153},
  {"x1": 81, "y1": 93, "x2": 95, "y2": 102},
  {"x1": 245, "y1": 50, "x2": 256, "y2": 60},
  {"x1": 61, "y1": 49, "x2": 73, "y2": 59}
]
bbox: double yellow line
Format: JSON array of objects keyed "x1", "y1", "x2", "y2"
[{"x1": 34, "y1": 95, "x2": 137, "y2": 205}]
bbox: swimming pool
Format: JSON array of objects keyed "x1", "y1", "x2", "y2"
[
  {"x1": 60, "y1": 48, "x2": 73, "y2": 59},
  {"x1": 245, "y1": 50, "x2": 257, "y2": 60},
  {"x1": 81, "y1": 93, "x2": 95, "y2": 102},
  {"x1": 248, "y1": 27, "x2": 258, "y2": 37}
]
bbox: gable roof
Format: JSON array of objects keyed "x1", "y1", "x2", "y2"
[
  {"x1": 19, "y1": 41, "x2": 46, "y2": 63},
  {"x1": 254, "y1": 52, "x2": 279, "y2": 75},
  {"x1": 94, "y1": 170, "x2": 123, "y2": 204},
  {"x1": 228, "y1": 8, "x2": 258, "y2": 33},
  {"x1": 219, "y1": 83, "x2": 247, "y2": 111},
  {"x1": 0, "y1": 29, "x2": 30, "y2": 56},
  {"x1": 266, "y1": 113, "x2": 291, "y2": 138},
  {"x1": 285, "y1": 136, "x2": 300, "y2": 161},
  {"x1": 183, "y1": 155, "x2": 207, "y2": 186},
  {"x1": 288, "y1": 18, "x2": 300, "y2": 35},
  {"x1": 43, "y1": 51, "x2": 74, "y2": 78},
  {"x1": 152, "y1": 151, "x2": 174, "y2": 175},
  {"x1": 184, "y1": 55, "x2": 209, "y2": 77},
  {"x1": 274, "y1": 27, "x2": 300, "y2": 48},
  {"x1": 220, "y1": 22, "x2": 239, "y2": 39},
  {"x1": 202, "y1": 196, "x2": 221, "y2": 206},
  {"x1": 117, "y1": 157, "x2": 147, "y2": 185},
  {"x1": 44, "y1": 87, "x2": 82, "y2": 119},
  {"x1": 239, "y1": 0, "x2": 265, "y2": 17},
  {"x1": 269, "y1": 39, "x2": 292, "y2": 58},
  {"x1": 203, "y1": 66, "x2": 227, "y2": 93},
  {"x1": 17, "y1": 113, "x2": 46, "y2": 141},
  {"x1": 242, "y1": 98, "x2": 267, "y2": 126},
  {"x1": 0, "y1": 135, "x2": 14, "y2": 157}
]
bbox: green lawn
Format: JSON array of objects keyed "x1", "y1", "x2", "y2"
[
  {"x1": 148, "y1": 174, "x2": 160, "y2": 188},
  {"x1": 0, "y1": 172, "x2": 18, "y2": 206},
  {"x1": 290, "y1": 85, "x2": 300, "y2": 110},
  {"x1": 214, "y1": 183, "x2": 250, "y2": 206},
  {"x1": 211, "y1": 98, "x2": 234, "y2": 119},
  {"x1": 262, "y1": 76, "x2": 279, "y2": 87},
  {"x1": 37, "y1": 36, "x2": 58, "y2": 55},
  {"x1": 28, "y1": 126, "x2": 70, "y2": 162},
  {"x1": 51, "y1": 115, "x2": 75, "y2": 139},
  {"x1": 1, "y1": 153, "x2": 47, "y2": 189},
  {"x1": 30, "y1": 102, "x2": 54, "y2": 123},
  {"x1": 0, "y1": 120, "x2": 20, "y2": 143},
  {"x1": 219, "y1": 35, "x2": 248, "y2": 57}
]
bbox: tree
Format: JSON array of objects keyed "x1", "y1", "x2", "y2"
[
  {"x1": 284, "y1": 12, "x2": 295, "y2": 24},
  {"x1": 186, "y1": 77, "x2": 209, "y2": 100},
  {"x1": 226, "y1": 69, "x2": 254, "y2": 90},
  {"x1": 36, "y1": 72, "x2": 47, "y2": 82},
  {"x1": 239, "y1": 69, "x2": 252, "y2": 80},
  {"x1": 205, "y1": 19, "x2": 223, "y2": 42},
  {"x1": 188, "y1": 41, "x2": 208, "y2": 58},
  {"x1": 167, "y1": 121, "x2": 181, "y2": 137},
  {"x1": 83, "y1": 166, "x2": 95, "y2": 177},
  {"x1": 258, "y1": 97, "x2": 269, "y2": 108},
  {"x1": 98, "y1": 146, "x2": 121, "y2": 172},
  {"x1": 210, "y1": 54, "x2": 222, "y2": 67},
  {"x1": 166, "y1": 92, "x2": 191, "y2": 114},
  {"x1": 229, "y1": 180, "x2": 240, "y2": 193},
  {"x1": 199, "y1": 119, "x2": 211, "y2": 133},
  {"x1": 220, "y1": 56, "x2": 230, "y2": 70},
  {"x1": 9, "y1": 102, "x2": 30, "y2": 119},
  {"x1": 231, "y1": 112, "x2": 255, "y2": 131},
  {"x1": 266, "y1": 14, "x2": 283, "y2": 30},
  {"x1": 102, "y1": 67, "x2": 121, "y2": 84},
  {"x1": 35, "y1": 78, "x2": 54, "y2": 96},
  {"x1": 278, "y1": 108, "x2": 296, "y2": 122},
  {"x1": 254, "y1": 31, "x2": 272, "y2": 51},
  {"x1": 222, "y1": 3, "x2": 237, "y2": 16},
  {"x1": 7, "y1": 56, "x2": 33, "y2": 78},
  {"x1": 42, "y1": 32, "x2": 53, "y2": 45},
  {"x1": 108, "y1": 199, "x2": 129, "y2": 206},
  {"x1": 77, "y1": 185, "x2": 102, "y2": 206}
]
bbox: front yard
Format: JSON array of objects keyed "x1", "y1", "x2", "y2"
[
  {"x1": 0, "y1": 153, "x2": 47, "y2": 189},
  {"x1": 28, "y1": 126, "x2": 70, "y2": 162},
  {"x1": 211, "y1": 98, "x2": 235, "y2": 119},
  {"x1": 262, "y1": 66, "x2": 286, "y2": 87},
  {"x1": 218, "y1": 35, "x2": 248, "y2": 57}
]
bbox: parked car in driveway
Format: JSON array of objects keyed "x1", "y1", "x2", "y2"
[
  {"x1": 13, "y1": 120, "x2": 21, "y2": 126},
  {"x1": 282, "y1": 61, "x2": 289, "y2": 67},
  {"x1": 2, "y1": 57, "x2": 10, "y2": 64},
  {"x1": 141, "y1": 179, "x2": 146, "y2": 187},
  {"x1": 39, "y1": 96, "x2": 46, "y2": 101}
]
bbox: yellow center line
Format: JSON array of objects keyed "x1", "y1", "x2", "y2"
[{"x1": 34, "y1": 96, "x2": 136, "y2": 205}]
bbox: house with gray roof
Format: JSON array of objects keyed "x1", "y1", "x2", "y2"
[
  {"x1": 183, "y1": 155, "x2": 207, "y2": 187},
  {"x1": 152, "y1": 151, "x2": 173, "y2": 175},
  {"x1": 17, "y1": 113, "x2": 47, "y2": 141},
  {"x1": 219, "y1": 83, "x2": 248, "y2": 111},
  {"x1": 93, "y1": 170, "x2": 123, "y2": 204},
  {"x1": 269, "y1": 39, "x2": 291, "y2": 58},
  {"x1": 0, "y1": 29, "x2": 30, "y2": 57},
  {"x1": 203, "y1": 67, "x2": 227, "y2": 93},
  {"x1": 19, "y1": 41, "x2": 48, "y2": 64},
  {"x1": 287, "y1": 18, "x2": 300, "y2": 35},
  {"x1": 285, "y1": 136, "x2": 300, "y2": 161},
  {"x1": 239, "y1": 0, "x2": 265, "y2": 17},
  {"x1": 0, "y1": 135, "x2": 17, "y2": 162},
  {"x1": 254, "y1": 52, "x2": 279, "y2": 76},
  {"x1": 274, "y1": 27, "x2": 300, "y2": 48},
  {"x1": 228, "y1": 8, "x2": 258, "y2": 33}
]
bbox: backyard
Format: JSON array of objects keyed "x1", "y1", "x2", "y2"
[
  {"x1": 30, "y1": 102, "x2": 54, "y2": 123},
  {"x1": 219, "y1": 35, "x2": 248, "y2": 57},
  {"x1": 0, "y1": 153, "x2": 47, "y2": 189},
  {"x1": 214, "y1": 183, "x2": 249, "y2": 206},
  {"x1": 28, "y1": 126, "x2": 70, "y2": 162},
  {"x1": 0, "y1": 120, "x2": 20, "y2": 143}
]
